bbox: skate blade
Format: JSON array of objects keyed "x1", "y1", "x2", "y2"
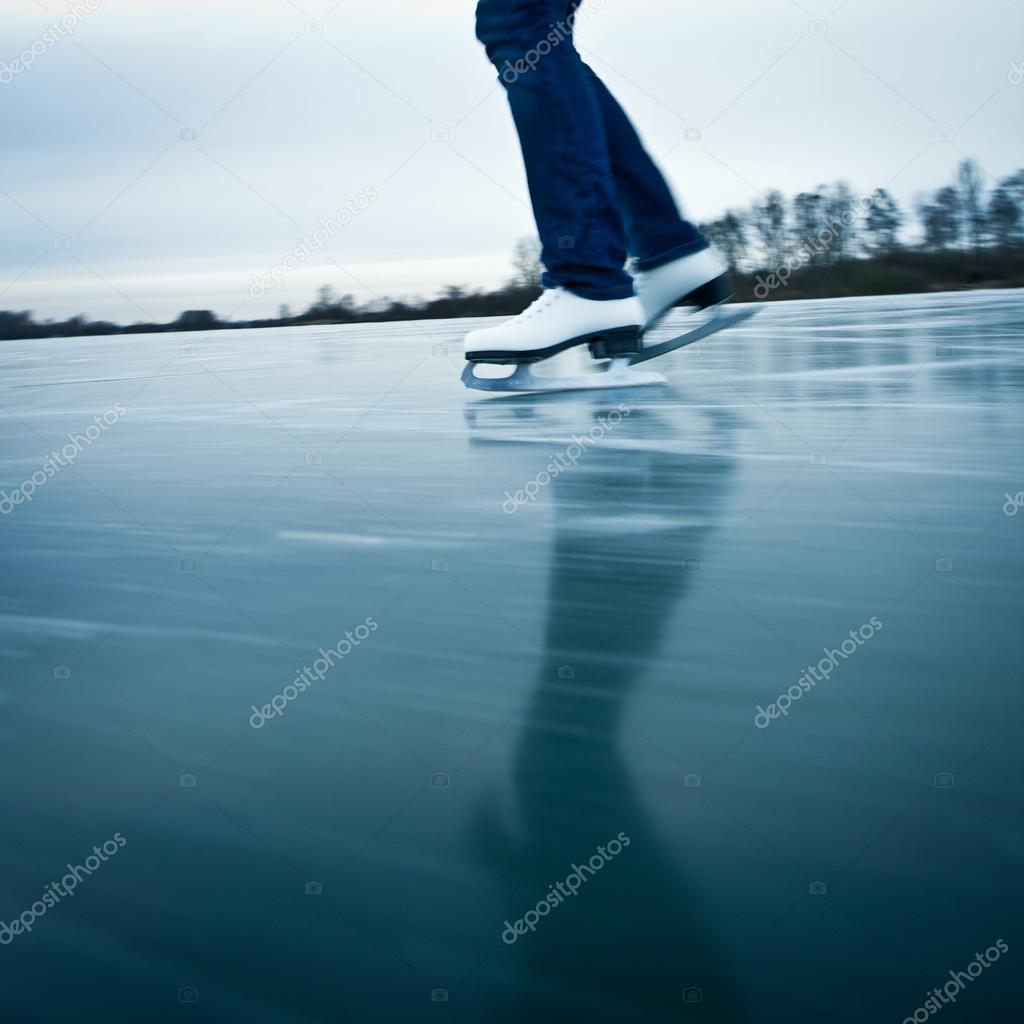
[
  {"x1": 462, "y1": 356, "x2": 666, "y2": 394},
  {"x1": 631, "y1": 306, "x2": 759, "y2": 366}
]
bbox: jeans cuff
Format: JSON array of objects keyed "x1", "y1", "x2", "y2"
[{"x1": 542, "y1": 272, "x2": 636, "y2": 301}]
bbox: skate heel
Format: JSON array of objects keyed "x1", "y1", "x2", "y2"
[
  {"x1": 683, "y1": 272, "x2": 734, "y2": 310},
  {"x1": 588, "y1": 326, "x2": 642, "y2": 360}
]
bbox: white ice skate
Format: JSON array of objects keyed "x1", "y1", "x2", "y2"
[
  {"x1": 462, "y1": 288, "x2": 667, "y2": 393},
  {"x1": 635, "y1": 247, "x2": 734, "y2": 329},
  {"x1": 629, "y1": 247, "x2": 759, "y2": 366},
  {"x1": 464, "y1": 289, "x2": 644, "y2": 363}
]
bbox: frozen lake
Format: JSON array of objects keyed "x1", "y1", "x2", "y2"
[{"x1": 1, "y1": 290, "x2": 1022, "y2": 1021}]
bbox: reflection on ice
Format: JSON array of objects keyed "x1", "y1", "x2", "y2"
[{"x1": 0, "y1": 290, "x2": 1021, "y2": 1021}]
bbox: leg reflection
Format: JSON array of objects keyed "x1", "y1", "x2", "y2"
[{"x1": 469, "y1": 401, "x2": 745, "y2": 1022}]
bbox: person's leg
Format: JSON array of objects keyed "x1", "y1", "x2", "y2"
[
  {"x1": 475, "y1": 0, "x2": 633, "y2": 299},
  {"x1": 580, "y1": 63, "x2": 709, "y2": 271}
]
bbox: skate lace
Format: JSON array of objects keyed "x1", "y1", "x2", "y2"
[{"x1": 514, "y1": 289, "x2": 562, "y2": 323}]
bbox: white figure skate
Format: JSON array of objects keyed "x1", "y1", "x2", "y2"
[{"x1": 462, "y1": 288, "x2": 666, "y2": 393}]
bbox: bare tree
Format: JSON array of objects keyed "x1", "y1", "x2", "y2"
[
  {"x1": 699, "y1": 212, "x2": 749, "y2": 270},
  {"x1": 316, "y1": 285, "x2": 338, "y2": 310},
  {"x1": 509, "y1": 237, "x2": 543, "y2": 289},
  {"x1": 917, "y1": 187, "x2": 962, "y2": 250},
  {"x1": 956, "y1": 159, "x2": 986, "y2": 252},
  {"x1": 823, "y1": 181, "x2": 859, "y2": 261},
  {"x1": 791, "y1": 191, "x2": 826, "y2": 261},
  {"x1": 750, "y1": 190, "x2": 788, "y2": 269},
  {"x1": 863, "y1": 188, "x2": 904, "y2": 256},
  {"x1": 987, "y1": 170, "x2": 1024, "y2": 249}
]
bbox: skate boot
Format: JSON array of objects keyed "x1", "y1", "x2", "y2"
[
  {"x1": 462, "y1": 289, "x2": 667, "y2": 393},
  {"x1": 463, "y1": 288, "x2": 643, "y2": 364},
  {"x1": 635, "y1": 247, "x2": 733, "y2": 330}
]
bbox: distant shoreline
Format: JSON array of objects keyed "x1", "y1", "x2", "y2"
[
  {"x1": 6, "y1": 157, "x2": 1023, "y2": 343},
  {"x1": 2, "y1": 250, "x2": 1023, "y2": 343}
]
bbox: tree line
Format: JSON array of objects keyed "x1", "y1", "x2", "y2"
[
  {"x1": 696, "y1": 158, "x2": 1024, "y2": 299},
  {"x1": 2, "y1": 159, "x2": 1022, "y2": 342}
]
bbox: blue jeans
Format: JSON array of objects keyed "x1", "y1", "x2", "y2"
[{"x1": 476, "y1": 0, "x2": 708, "y2": 300}]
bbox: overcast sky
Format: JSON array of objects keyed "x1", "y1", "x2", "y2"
[{"x1": 2, "y1": 0, "x2": 1022, "y2": 322}]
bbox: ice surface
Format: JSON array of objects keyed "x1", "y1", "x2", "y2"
[{"x1": 1, "y1": 291, "x2": 1022, "y2": 1021}]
